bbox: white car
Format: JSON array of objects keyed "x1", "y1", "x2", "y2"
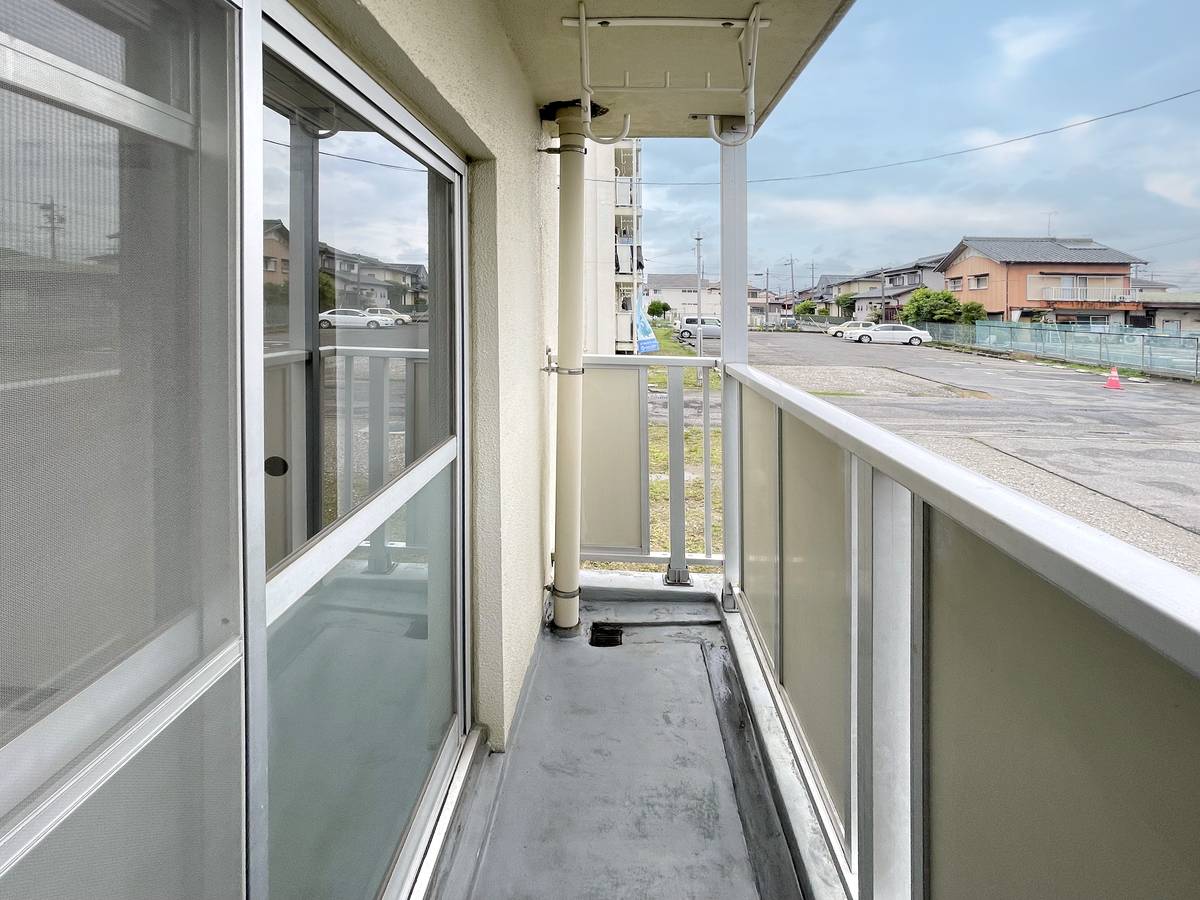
[
  {"x1": 675, "y1": 315, "x2": 722, "y2": 340},
  {"x1": 827, "y1": 320, "x2": 873, "y2": 339},
  {"x1": 318, "y1": 308, "x2": 395, "y2": 329},
  {"x1": 844, "y1": 323, "x2": 932, "y2": 345},
  {"x1": 364, "y1": 306, "x2": 413, "y2": 325}
]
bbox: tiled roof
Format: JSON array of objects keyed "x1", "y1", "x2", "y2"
[
  {"x1": 940, "y1": 237, "x2": 1146, "y2": 269},
  {"x1": 646, "y1": 273, "x2": 713, "y2": 290}
]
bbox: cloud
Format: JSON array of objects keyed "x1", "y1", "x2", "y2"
[
  {"x1": 1144, "y1": 172, "x2": 1200, "y2": 209},
  {"x1": 757, "y1": 192, "x2": 1042, "y2": 235},
  {"x1": 990, "y1": 15, "x2": 1088, "y2": 80},
  {"x1": 957, "y1": 128, "x2": 1035, "y2": 167}
]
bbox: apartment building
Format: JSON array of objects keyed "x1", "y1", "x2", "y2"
[
  {"x1": 938, "y1": 236, "x2": 1146, "y2": 323},
  {"x1": 3, "y1": 2, "x2": 1199, "y2": 899},
  {"x1": 583, "y1": 139, "x2": 643, "y2": 353}
]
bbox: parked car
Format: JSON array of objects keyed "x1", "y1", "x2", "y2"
[
  {"x1": 826, "y1": 320, "x2": 873, "y2": 339},
  {"x1": 844, "y1": 323, "x2": 932, "y2": 345},
  {"x1": 675, "y1": 315, "x2": 721, "y2": 340},
  {"x1": 364, "y1": 306, "x2": 413, "y2": 325},
  {"x1": 318, "y1": 308, "x2": 395, "y2": 329}
]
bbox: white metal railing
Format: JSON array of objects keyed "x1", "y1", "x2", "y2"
[
  {"x1": 1038, "y1": 286, "x2": 1133, "y2": 302},
  {"x1": 265, "y1": 343, "x2": 429, "y2": 556},
  {"x1": 726, "y1": 361, "x2": 1200, "y2": 899},
  {"x1": 569, "y1": 353, "x2": 722, "y2": 579}
]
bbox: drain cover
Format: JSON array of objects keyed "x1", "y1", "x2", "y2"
[{"x1": 589, "y1": 622, "x2": 623, "y2": 647}]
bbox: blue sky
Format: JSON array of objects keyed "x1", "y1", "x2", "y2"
[{"x1": 640, "y1": 0, "x2": 1200, "y2": 291}]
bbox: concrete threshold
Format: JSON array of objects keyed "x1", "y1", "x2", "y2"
[{"x1": 432, "y1": 576, "x2": 804, "y2": 899}]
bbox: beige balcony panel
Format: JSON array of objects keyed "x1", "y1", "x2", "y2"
[
  {"x1": 780, "y1": 415, "x2": 851, "y2": 832},
  {"x1": 740, "y1": 384, "x2": 779, "y2": 662},
  {"x1": 926, "y1": 509, "x2": 1200, "y2": 900},
  {"x1": 580, "y1": 367, "x2": 645, "y2": 552}
]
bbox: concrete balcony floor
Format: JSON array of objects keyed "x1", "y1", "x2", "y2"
[{"x1": 434, "y1": 574, "x2": 803, "y2": 899}]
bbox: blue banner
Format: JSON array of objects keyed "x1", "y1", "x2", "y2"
[{"x1": 634, "y1": 285, "x2": 659, "y2": 354}]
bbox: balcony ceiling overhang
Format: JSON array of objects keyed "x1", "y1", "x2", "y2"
[{"x1": 499, "y1": 1, "x2": 854, "y2": 138}]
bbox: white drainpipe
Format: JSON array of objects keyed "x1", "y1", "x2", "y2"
[{"x1": 551, "y1": 104, "x2": 586, "y2": 628}]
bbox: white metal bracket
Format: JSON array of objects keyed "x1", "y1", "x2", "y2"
[{"x1": 565, "y1": 3, "x2": 768, "y2": 147}]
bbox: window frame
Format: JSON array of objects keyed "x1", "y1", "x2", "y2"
[{"x1": 247, "y1": 5, "x2": 472, "y2": 898}]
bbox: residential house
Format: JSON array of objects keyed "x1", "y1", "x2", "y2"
[
  {"x1": 646, "y1": 273, "x2": 718, "y2": 319},
  {"x1": 937, "y1": 236, "x2": 1146, "y2": 324},
  {"x1": 318, "y1": 244, "x2": 428, "y2": 308},
  {"x1": 263, "y1": 218, "x2": 290, "y2": 285},
  {"x1": 5, "y1": 3, "x2": 1200, "y2": 899},
  {"x1": 844, "y1": 252, "x2": 948, "y2": 321},
  {"x1": 744, "y1": 286, "x2": 793, "y2": 325},
  {"x1": 801, "y1": 273, "x2": 856, "y2": 314}
]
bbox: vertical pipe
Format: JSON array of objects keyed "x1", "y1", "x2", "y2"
[
  {"x1": 719, "y1": 128, "x2": 748, "y2": 605},
  {"x1": 552, "y1": 106, "x2": 586, "y2": 627},
  {"x1": 665, "y1": 366, "x2": 690, "y2": 584}
]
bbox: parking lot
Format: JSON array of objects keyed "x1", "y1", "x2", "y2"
[{"x1": 693, "y1": 330, "x2": 1200, "y2": 574}]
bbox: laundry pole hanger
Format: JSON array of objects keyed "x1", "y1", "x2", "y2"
[{"x1": 564, "y1": 2, "x2": 768, "y2": 146}]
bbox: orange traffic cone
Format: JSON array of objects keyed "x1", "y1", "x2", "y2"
[{"x1": 1103, "y1": 366, "x2": 1123, "y2": 390}]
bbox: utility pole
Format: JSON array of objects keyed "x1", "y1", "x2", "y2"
[
  {"x1": 38, "y1": 198, "x2": 65, "y2": 261},
  {"x1": 810, "y1": 259, "x2": 816, "y2": 288},
  {"x1": 694, "y1": 233, "x2": 704, "y2": 357}
]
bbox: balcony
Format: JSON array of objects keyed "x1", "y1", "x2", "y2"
[
  {"x1": 426, "y1": 352, "x2": 1200, "y2": 899},
  {"x1": 1038, "y1": 286, "x2": 1134, "y2": 303}
]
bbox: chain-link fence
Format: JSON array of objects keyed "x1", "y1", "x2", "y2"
[{"x1": 922, "y1": 321, "x2": 1200, "y2": 380}]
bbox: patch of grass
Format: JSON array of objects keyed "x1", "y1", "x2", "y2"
[
  {"x1": 584, "y1": 423, "x2": 724, "y2": 574},
  {"x1": 645, "y1": 325, "x2": 721, "y2": 390}
]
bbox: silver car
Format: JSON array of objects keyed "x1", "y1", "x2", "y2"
[{"x1": 318, "y1": 308, "x2": 395, "y2": 329}]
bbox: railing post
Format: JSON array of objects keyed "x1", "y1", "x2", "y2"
[
  {"x1": 719, "y1": 123, "x2": 748, "y2": 607},
  {"x1": 367, "y1": 354, "x2": 391, "y2": 573},
  {"x1": 665, "y1": 366, "x2": 691, "y2": 585},
  {"x1": 870, "y1": 472, "x2": 920, "y2": 898},
  {"x1": 702, "y1": 368, "x2": 713, "y2": 558},
  {"x1": 339, "y1": 354, "x2": 354, "y2": 515}
]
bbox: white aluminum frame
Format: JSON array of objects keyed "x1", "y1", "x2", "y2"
[{"x1": 251, "y1": 6, "x2": 472, "y2": 898}]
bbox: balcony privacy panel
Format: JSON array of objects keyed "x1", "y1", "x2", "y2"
[
  {"x1": 926, "y1": 509, "x2": 1200, "y2": 899},
  {"x1": 581, "y1": 367, "x2": 645, "y2": 552},
  {"x1": 740, "y1": 386, "x2": 778, "y2": 660},
  {"x1": 780, "y1": 416, "x2": 850, "y2": 830},
  {"x1": 0, "y1": 0, "x2": 237, "y2": 826},
  {"x1": 268, "y1": 465, "x2": 455, "y2": 900},
  {"x1": 0, "y1": 669, "x2": 243, "y2": 899}
]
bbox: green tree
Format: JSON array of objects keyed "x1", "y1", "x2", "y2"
[
  {"x1": 795, "y1": 299, "x2": 816, "y2": 315},
  {"x1": 319, "y1": 271, "x2": 336, "y2": 311},
  {"x1": 958, "y1": 300, "x2": 987, "y2": 323},
  {"x1": 835, "y1": 292, "x2": 855, "y2": 315},
  {"x1": 868, "y1": 308, "x2": 883, "y2": 324},
  {"x1": 647, "y1": 300, "x2": 670, "y2": 318},
  {"x1": 900, "y1": 287, "x2": 960, "y2": 325}
]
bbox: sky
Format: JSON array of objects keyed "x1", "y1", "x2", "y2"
[{"x1": 639, "y1": 0, "x2": 1200, "y2": 293}]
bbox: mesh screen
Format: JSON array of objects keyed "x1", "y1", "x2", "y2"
[
  {"x1": 0, "y1": 0, "x2": 237, "y2": 822},
  {"x1": 0, "y1": 668, "x2": 244, "y2": 899}
]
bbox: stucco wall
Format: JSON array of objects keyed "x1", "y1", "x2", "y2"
[{"x1": 292, "y1": 0, "x2": 558, "y2": 749}]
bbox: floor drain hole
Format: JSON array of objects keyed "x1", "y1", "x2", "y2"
[{"x1": 589, "y1": 623, "x2": 623, "y2": 647}]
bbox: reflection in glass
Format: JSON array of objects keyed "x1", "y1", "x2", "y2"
[
  {"x1": 268, "y1": 465, "x2": 455, "y2": 899},
  {"x1": 0, "y1": 0, "x2": 236, "y2": 824},
  {"x1": 262, "y1": 53, "x2": 455, "y2": 570}
]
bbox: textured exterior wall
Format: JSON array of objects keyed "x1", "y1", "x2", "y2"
[{"x1": 292, "y1": 0, "x2": 558, "y2": 749}]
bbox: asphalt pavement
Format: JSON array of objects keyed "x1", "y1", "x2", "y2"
[{"x1": 676, "y1": 330, "x2": 1200, "y2": 575}]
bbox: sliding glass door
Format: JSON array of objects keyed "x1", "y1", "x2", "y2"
[{"x1": 253, "y1": 9, "x2": 468, "y2": 899}]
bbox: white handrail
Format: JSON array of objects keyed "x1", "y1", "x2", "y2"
[{"x1": 728, "y1": 361, "x2": 1200, "y2": 678}]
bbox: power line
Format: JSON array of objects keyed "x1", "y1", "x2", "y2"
[
  {"x1": 1131, "y1": 234, "x2": 1200, "y2": 251},
  {"x1": 263, "y1": 138, "x2": 427, "y2": 173},
  {"x1": 592, "y1": 87, "x2": 1200, "y2": 186}
]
